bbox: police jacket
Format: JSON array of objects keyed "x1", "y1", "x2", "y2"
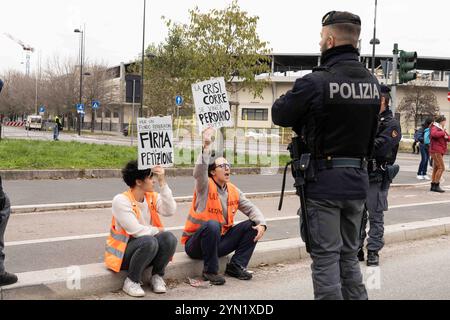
[
  {"x1": 372, "y1": 108, "x2": 401, "y2": 166},
  {"x1": 272, "y1": 45, "x2": 381, "y2": 200}
]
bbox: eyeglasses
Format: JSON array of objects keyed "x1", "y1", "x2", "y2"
[{"x1": 216, "y1": 163, "x2": 231, "y2": 170}]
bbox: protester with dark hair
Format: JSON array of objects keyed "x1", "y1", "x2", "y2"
[
  {"x1": 182, "y1": 128, "x2": 267, "y2": 286},
  {"x1": 105, "y1": 160, "x2": 177, "y2": 297},
  {"x1": 416, "y1": 118, "x2": 433, "y2": 180},
  {"x1": 429, "y1": 115, "x2": 450, "y2": 193}
]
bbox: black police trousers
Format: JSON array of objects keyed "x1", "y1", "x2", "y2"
[{"x1": 301, "y1": 198, "x2": 368, "y2": 300}]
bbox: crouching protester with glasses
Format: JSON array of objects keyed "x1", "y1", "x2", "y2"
[
  {"x1": 105, "y1": 160, "x2": 177, "y2": 297},
  {"x1": 181, "y1": 128, "x2": 267, "y2": 285}
]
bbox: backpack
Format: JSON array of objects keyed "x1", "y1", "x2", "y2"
[
  {"x1": 424, "y1": 128, "x2": 430, "y2": 145},
  {"x1": 414, "y1": 128, "x2": 424, "y2": 143}
]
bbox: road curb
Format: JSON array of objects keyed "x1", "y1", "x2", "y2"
[{"x1": 1, "y1": 217, "x2": 450, "y2": 300}]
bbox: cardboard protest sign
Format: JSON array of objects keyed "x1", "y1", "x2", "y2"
[
  {"x1": 192, "y1": 77, "x2": 233, "y2": 133},
  {"x1": 137, "y1": 116, "x2": 174, "y2": 169}
]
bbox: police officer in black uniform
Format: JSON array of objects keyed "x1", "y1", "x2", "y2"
[
  {"x1": 358, "y1": 85, "x2": 401, "y2": 266},
  {"x1": 272, "y1": 11, "x2": 380, "y2": 300}
]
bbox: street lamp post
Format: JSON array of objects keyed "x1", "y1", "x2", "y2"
[
  {"x1": 140, "y1": 0, "x2": 147, "y2": 118},
  {"x1": 74, "y1": 27, "x2": 85, "y2": 136},
  {"x1": 371, "y1": 0, "x2": 379, "y2": 75}
]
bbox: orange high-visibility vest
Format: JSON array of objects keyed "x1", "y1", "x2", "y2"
[
  {"x1": 181, "y1": 178, "x2": 240, "y2": 245},
  {"x1": 105, "y1": 190, "x2": 163, "y2": 272}
]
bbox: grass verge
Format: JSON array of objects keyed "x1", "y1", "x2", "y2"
[{"x1": 0, "y1": 139, "x2": 289, "y2": 170}]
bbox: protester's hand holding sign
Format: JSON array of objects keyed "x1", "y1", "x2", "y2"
[
  {"x1": 152, "y1": 165, "x2": 166, "y2": 188},
  {"x1": 202, "y1": 127, "x2": 216, "y2": 149}
]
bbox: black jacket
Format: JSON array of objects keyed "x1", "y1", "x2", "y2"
[{"x1": 272, "y1": 45, "x2": 381, "y2": 200}]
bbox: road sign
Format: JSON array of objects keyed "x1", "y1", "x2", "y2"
[
  {"x1": 92, "y1": 101, "x2": 100, "y2": 109},
  {"x1": 76, "y1": 104, "x2": 85, "y2": 113},
  {"x1": 39, "y1": 106, "x2": 45, "y2": 113},
  {"x1": 175, "y1": 96, "x2": 183, "y2": 106}
]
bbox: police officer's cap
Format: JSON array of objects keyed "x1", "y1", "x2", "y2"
[
  {"x1": 322, "y1": 11, "x2": 361, "y2": 26},
  {"x1": 380, "y1": 84, "x2": 391, "y2": 95}
]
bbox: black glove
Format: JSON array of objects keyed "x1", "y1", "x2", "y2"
[{"x1": 0, "y1": 176, "x2": 5, "y2": 211}]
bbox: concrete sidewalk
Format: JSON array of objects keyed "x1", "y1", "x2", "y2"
[{"x1": 2, "y1": 217, "x2": 450, "y2": 300}]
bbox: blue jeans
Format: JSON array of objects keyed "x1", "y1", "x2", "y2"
[
  {"x1": 0, "y1": 195, "x2": 11, "y2": 274},
  {"x1": 417, "y1": 144, "x2": 429, "y2": 176},
  {"x1": 53, "y1": 125, "x2": 59, "y2": 140},
  {"x1": 185, "y1": 220, "x2": 258, "y2": 274}
]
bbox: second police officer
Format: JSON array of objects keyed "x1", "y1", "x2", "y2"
[
  {"x1": 359, "y1": 85, "x2": 402, "y2": 266},
  {"x1": 272, "y1": 11, "x2": 381, "y2": 300}
]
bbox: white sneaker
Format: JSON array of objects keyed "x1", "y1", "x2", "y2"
[
  {"x1": 151, "y1": 274, "x2": 167, "y2": 294},
  {"x1": 122, "y1": 278, "x2": 145, "y2": 297},
  {"x1": 417, "y1": 175, "x2": 425, "y2": 180},
  {"x1": 423, "y1": 175, "x2": 431, "y2": 180}
]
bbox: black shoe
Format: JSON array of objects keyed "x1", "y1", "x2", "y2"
[
  {"x1": 433, "y1": 183, "x2": 445, "y2": 193},
  {"x1": 0, "y1": 272, "x2": 18, "y2": 287},
  {"x1": 430, "y1": 183, "x2": 436, "y2": 191},
  {"x1": 357, "y1": 248, "x2": 365, "y2": 262},
  {"x1": 367, "y1": 251, "x2": 379, "y2": 266},
  {"x1": 202, "y1": 272, "x2": 226, "y2": 285},
  {"x1": 225, "y1": 262, "x2": 253, "y2": 280}
]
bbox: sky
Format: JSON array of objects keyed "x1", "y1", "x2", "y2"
[{"x1": 0, "y1": 0, "x2": 449, "y2": 74}]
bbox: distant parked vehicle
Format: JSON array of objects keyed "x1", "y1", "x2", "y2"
[{"x1": 25, "y1": 115, "x2": 43, "y2": 130}]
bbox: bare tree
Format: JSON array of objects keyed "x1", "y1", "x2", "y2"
[
  {"x1": 83, "y1": 62, "x2": 114, "y2": 131},
  {"x1": 0, "y1": 70, "x2": 36, "y2": 120},
  {"x1": 397, "y1": 80, "x2": 440, "y2": 129}
]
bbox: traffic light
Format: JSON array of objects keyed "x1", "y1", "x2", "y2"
[{"x1": 399, "y1": 50, "x2": 417, "y2": 84}]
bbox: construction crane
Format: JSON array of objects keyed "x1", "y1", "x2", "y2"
[{"x1": 3, "y1": 33, "x2": 35, "y2": 76}]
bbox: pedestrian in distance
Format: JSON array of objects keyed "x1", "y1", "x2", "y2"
[
  {"x1": 358, "y1": 85, "x2": 402, "y2": 266},
  {"x1": 429, "y1": 115, "x2": 450, "y2": 193},
  {"x1": 105, "y1": 160, "x2": 178, "y2": 297},
  {"x1": 416, "y1": 118, "x2": 433, "y2": 180},
  {"x1": 182, "y1": 127, "x2": 267, "y2": 286},
  {"x1": 53, "y1": 115, "x2": 62, "y2": 141},
  {"x1": 412, "y1": 128, "x2": 420, "y2": 154},
  {"x1": 272, "y1": 10, "x2": 381, "y2": 300}
]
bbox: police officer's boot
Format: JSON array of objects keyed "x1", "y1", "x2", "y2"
[
  {"x1": 433, "y1": 183, "x2": 445, "y2": 193},
  {"x1": 367, "y1": 251, "x2": 379, "y2": 266},
  {"x1": 357, "y1": 248, "x2": 365, "y2": 262},
  {"x1": 0, "y1": 272, "x2": 18, "y2": 287}
]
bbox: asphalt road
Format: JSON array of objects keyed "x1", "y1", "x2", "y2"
[
  {"x1": 2, "y1": 153, "x2": 442, "y2": 206},
  {"x1": 84, "y1": 235, "x2": 450, "y2": 300},
  {"x1": 4, "y1": 184, "x2": 450, "y2": 274}
]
